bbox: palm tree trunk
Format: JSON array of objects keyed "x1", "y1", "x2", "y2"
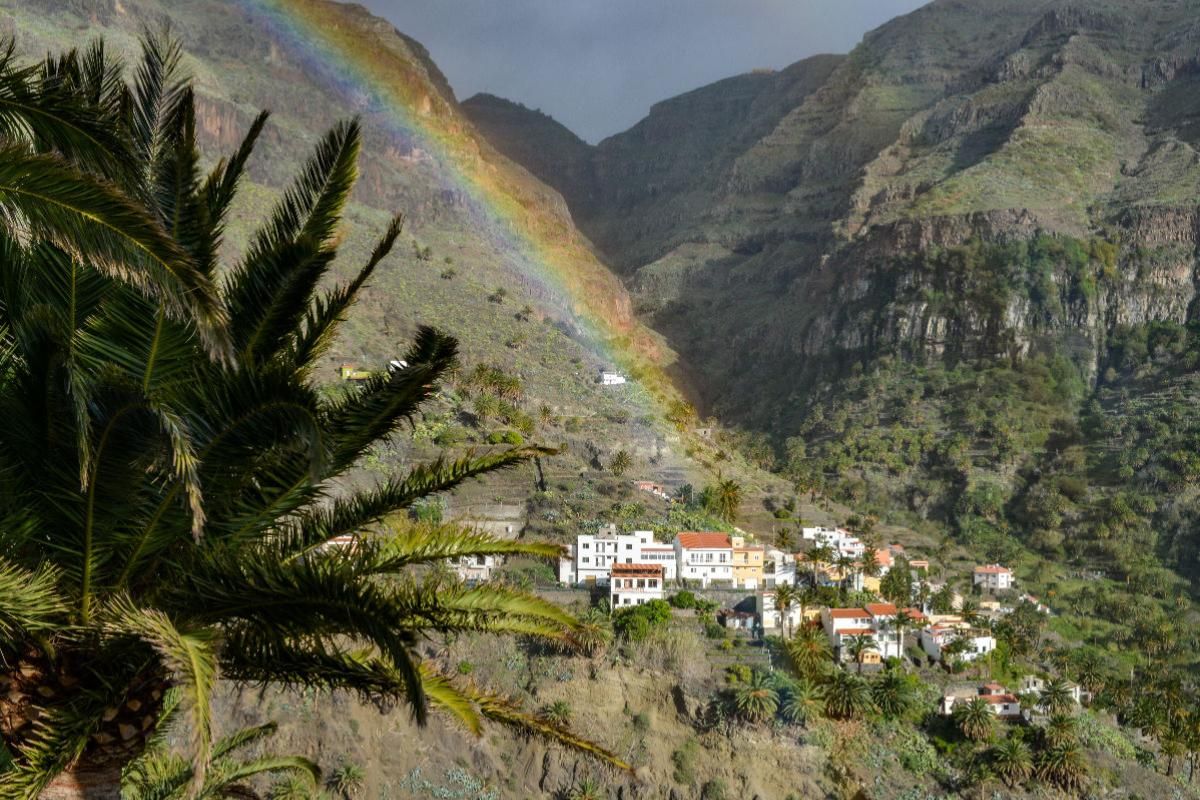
[{"x1": 42, "y1": 765, "x2": 123, "y2": 800}]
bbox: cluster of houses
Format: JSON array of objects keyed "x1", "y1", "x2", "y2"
[{"x1": 556, "y1": 525, "x2": 769, "y2": 608}]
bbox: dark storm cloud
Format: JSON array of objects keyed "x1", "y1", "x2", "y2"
[{"x1": 358, "y1": 0, "x2": 928, "y2": 143}]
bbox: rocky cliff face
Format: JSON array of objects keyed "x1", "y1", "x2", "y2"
[{"x1": 469, "y1": 0, "x2": 1200, "y2": 433}]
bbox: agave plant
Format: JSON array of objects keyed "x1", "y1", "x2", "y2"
[{"x1": 0, "y1": 34, "x2": 623, "y2": 797}]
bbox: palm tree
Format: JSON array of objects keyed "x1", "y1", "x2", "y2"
[
  {"x1": 845, "y1": 635, "x2": 877, "y2": 674},
  {"x1": 773, "y1": 584, "x2": 798, "y2": 638},
  {"x1": 989, "y1": 736, "x2": 1032, "y2": 789},
  {"x1": 122, "y1": 694, "x2": 319, "y2": 800},
  {"x1": 1071, "y1": 651, "x2": 1106, "y2": 697},
  {"x1": 1035, "y1": 739, "x2": 1088, "y2": 792},
  {"x1": 959, "y1": 598, "x2": 981, "y2": 626},
  {"x1": 859, "y1": 545, "x2": 881, "y2": 582},
  {"x1": 703, "y1": 476, "x2": 743, "y2": 524},
  {"x1": 731, "y1": 671, "x2": 779, "y2": 724},
  {"x1": 806, "y1": 543, "x2": 834, "y2": 587},
  {"x1": 821, "y1": 671, "x2": 873, "y2": 721},
  {"x1": 954, "y1": 697, "x2": 996, "y2": 743},
  {"x1": 889, "y1": 612, "x2": 913, "y2": 662},
  {"x1": 835, "y1": 554, "x2": 859, "y2": 594},
  {"x1": 1042, "y1": 714, "x2": 1079, "y2": 749},
  {"x1": 1038, "y1": 678, "x2": 1076, "y2": 716},
  {"x1": 786, "y1": 625, "x2": 832, "y2": 681},
  {"x1": 0, "y1": 36, "x2": 623, "y2": 796},
  {"x1": 607, "y1": 450, "x2": 632, "y2": 477},
  {"x1": 870, "y1": 668, "x2": 914, "y2": 720},
  {"x1": 327, "y1": 761, "x2": 367, "y2": 798},
  {"x1": 776, "y1": 677, "x2": 821, "y2": 727}
]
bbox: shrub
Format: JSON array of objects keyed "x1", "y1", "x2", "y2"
[
  {"x1": 700, "y1": 779, "x2": 728, "y2": 800},
  {"x1": 669, "y1": 591, "x2": 698, "y2": 609},
  {"x1": 671, "y1": 739, "x2": 698, "y2": 785}
]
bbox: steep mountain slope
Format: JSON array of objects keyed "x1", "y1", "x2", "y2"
[
  {"x1": 467, "y1": 0, "x2": 1200, "y2": 586},
  {"x1": 1, "y1": 0, "x2": 716, "y2": 516}
]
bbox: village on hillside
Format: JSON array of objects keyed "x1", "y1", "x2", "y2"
[{"x1": 442, "y1": 494, "x2": 1082, "y2": 731}]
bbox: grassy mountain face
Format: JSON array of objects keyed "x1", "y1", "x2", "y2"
[
  {"x1": 1, "y1": 0, "x2": 711, "y2": 516},
  {"x1": 465, "y1": 0, "x2": 1200, "y2": 587}
]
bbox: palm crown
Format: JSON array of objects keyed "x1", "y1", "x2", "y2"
[{"x1": 0, "y1": 35, "x2": 620, "y2": 796}]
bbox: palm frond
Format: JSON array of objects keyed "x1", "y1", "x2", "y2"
[
  {"x1": 0, "y1": 42, "x2": 134, "y2": 181},
  {"x1": 102, "y1": 597, "x2": 219, "y2": 795},
  {"x1": 225, "y1": 119, "x2": 359, "y2": 360},
  {"x1": 359, "y1": 522, "x2": 562, "y2": 573},
  {"x1": 421, "y1": 668, "x2": 630, "y2": 772},
  {"x1": 286, "y1": 447, "x2": 552, "y2": 554},
  {"x1": 322, "y1": 326, "x2": 458, "y2": 471},
  {"x1": 0, "y1": 558, "x2": 67, "y2": 644},
  {"x1": 292, "y1": 214, "x2": 403, "y2": 369},
  {"x1": 0, "y1": 146, "x2": 228, "y2": 356}
]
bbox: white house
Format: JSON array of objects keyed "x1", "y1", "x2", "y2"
[
  {"x1": 639, "y1": 544, "x2": 678, "y2": 581},
  {"x1": 801, "y1": 526, "x2": 865, "y2": 559},
  {"x1": 764, "y1": 549, "x2": 798, "y2": 588},
  {"x1": 674, "y1": 532, "x2": 733, "y2": 587},
  {"x1": 756, "y1": 590, "x2": 815, "y2": 634},
  {"x1": 920, "y1": 622, "x2": 996, "y2": 663},
  {"x1": 973, "y1": 564, "x2": 1014, "y2": 591},
  {"x1": 560, "y1": 526, "x2": 676, "y2": 585},
  {"x1": 1018, "y1": 676, "x2": 1086, "y2": 711},
  {"x1": 940, "y1": 684, "x2": 1022, "y2": 719},
  {"x1": 609, "y1": 563, "x2": 664, "y2": 608},
  {"x1": 599, "y1": 371, "x2": 626, "y2": 386},
  {"x1": 570, "y1": 526, "x2": 654, "y2": 585}
]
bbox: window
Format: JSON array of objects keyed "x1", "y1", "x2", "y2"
[
  {"x1": 581, "y1": 557, "x2": 590, "y2": 564},
  {"x1": 625, "y1": 543, "x2": 633, "y2": 550},
  {"x1": 582, "y1": 542, "x2": 590, "y2": 549}
]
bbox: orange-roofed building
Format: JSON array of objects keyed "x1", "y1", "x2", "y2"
[
  {"x1": 609, "y1": 563, "x2": 664, "y2": 609},
  {"x1": 822, "y1": 605, "x2": 909, "y2": 662},
  {"x1": 973, "y1": 564, "x2": 1014, "y2": 591},
  {"x1": 673, "y1": 532, "x2": 733, "y2": 587}
]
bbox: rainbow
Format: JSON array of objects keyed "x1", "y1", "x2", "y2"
[{"x1": 231, "y1": 0, "x2": 682, "y2": 411}]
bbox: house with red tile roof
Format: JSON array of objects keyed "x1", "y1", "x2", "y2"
[
  {"x1": 673, "y1": 532, "x2": 733, "y2": 587},
  {"x1": 973, "y1": 564, "x2": 1014, "y2": 591},
  {"x1": 609, "y1": 563, "x2": 665, "y2": 609},
  {"x1": 940, "y1": 684, "x2": 1022, "y2": 719},
  {"x1": 820, "y1": 605, "x2": 922, "y2": 662}
]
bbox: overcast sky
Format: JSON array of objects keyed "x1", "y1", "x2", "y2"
[{"x1": 359, "y1": 0, "x2": 929, "y2": 143}]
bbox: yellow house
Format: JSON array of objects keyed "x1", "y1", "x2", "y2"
[{"x1": 731, "y1": 535, "x2": 765, "y2": 589}]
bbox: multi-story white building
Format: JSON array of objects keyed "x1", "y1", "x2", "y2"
[
  {"x1": 764, "y1": 549, "x2": 798, "y2": 588},
  {"x1": 801, "y1": 526, "x2": 865, "y2": 559},
  {"x1": 638, "y1": 543, "x2": 677, "y2": 581},
  {"x1": 609, "y1": 563, "x2": 665, "y2": 608},
  {"x1": 559, "y1": 526, "x2": 676, "y2": 585},
  {"x1": 973, "y1": 564, "x2": 1014, "y2": 591},
  {"x1": 920, "y1": 621, "x2": 996, "y2": 663},
  {"x1": 674, "y1": 532, "x2": 733, "y2": 587}
]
